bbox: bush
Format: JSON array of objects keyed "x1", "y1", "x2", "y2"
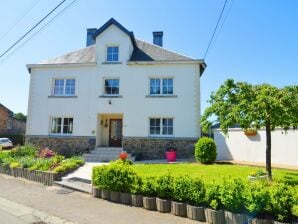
[
  {"x1": 141, "y1": 176, "x2": 157, "y2": 197},
  {"x1": 195, "y1": 137, "x2": 217, "y2": 164},
  {"x1": 187, "y1": 178, "x2": 206, "y2": 206},
  {"x1": 220, "y1": 178, "x2": 247, "y2": 213},
  {"x1": 10, "y1": 162, "x2": 21, "y2": 168},
  {"x1": 39, "y1": 148, "x2": 56, "y2": 158},
  {"x1": 28, "y1": 158, "x2": 53, "y2": 171},
  {"x1": 131, "y1": 175, "x2": 143, "y2": 195},
  {"x1": 171, "y1": 175, "x2": 192, "y2": 203},
  {"x1": 92, "y1": 165, "x2": 110, "y2": 189},
  {"x1": 9, "y1": 145, "x2": 38, "y2": 158},
  {"x1": 155, "y1": 172, "x2": 173, "y2": 199},
  {"x1": 206, "y1": 182, "x2": 224, "y2": 210},
  {"x1": 267, "y1": 183, "x2": 295, "y2": 221},
  {"x1": 245, "y1": 181, "x2": 270, "y2": 216},
  {"x1": 18, "y1": 156, "x2": 36, "y2": 168}
]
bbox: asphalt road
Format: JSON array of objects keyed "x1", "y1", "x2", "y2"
[{"x1": 0, "y1": 174, "x2": 202, "y2": 224}]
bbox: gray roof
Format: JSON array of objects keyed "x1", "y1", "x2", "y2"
[{"x1": 37, "y1": 39, "x2": 196, "y2": 65}]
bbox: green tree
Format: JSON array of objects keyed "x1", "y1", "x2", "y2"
[
  {"x1": 13, "y1": 113, "x2": 27, "y2": 121},
  {"x1": 202, "y1": 79, "x2": 297, "y2": 180}
]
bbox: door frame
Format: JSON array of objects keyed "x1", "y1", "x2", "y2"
[{"x1": 109, "y1": 118, "x2": 123, "y2": 147}]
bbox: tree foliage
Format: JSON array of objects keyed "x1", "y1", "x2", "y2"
[{"x1": 13, "y1": 113, "x2": 27, "y2": 121}]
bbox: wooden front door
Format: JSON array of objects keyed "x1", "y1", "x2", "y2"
[{"x1": 109, "y1": 119, "x2": 122, "y2": 147}]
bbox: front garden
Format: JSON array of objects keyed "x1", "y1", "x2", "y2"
[{"x1": 0, "y1": 145, "x2": 84, "y2": 185}]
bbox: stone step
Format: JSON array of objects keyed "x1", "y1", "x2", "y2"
[
  {"x1": 55, "y1": 177, "x2": 92, "y2": 194},
  {"x1": 83, "y1": 154, "x2": 134, "y2": 162},
  {"x1": 89, "y1": 151, "x2": 123, "y2": 155}
]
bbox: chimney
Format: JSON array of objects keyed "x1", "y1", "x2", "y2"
[
  {"x1": 86, "y1": 28, "x2": 97, "y2": 47},
  {"x1": 153, "y1": 31, "x2": 163, "y2": 47}
]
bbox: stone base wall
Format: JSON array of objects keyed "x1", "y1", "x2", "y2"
[
  {"x1": 123, "y1": 137, "x2": 197, "y2": 160},
  {"x1": 25, "y1": 135, "x2": 96, "y2": 157}
]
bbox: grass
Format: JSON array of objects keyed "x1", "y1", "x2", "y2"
[{"x1": 132, "y1": 163, "x2": 298, "y2": 185}]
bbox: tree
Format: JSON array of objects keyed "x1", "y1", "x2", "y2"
[
  {"x1": 13, "y1": 113, "x2": 27, "y2": 121},
  {"x1": 201, "y1": 79, "x2": 297, "y2": 180}
]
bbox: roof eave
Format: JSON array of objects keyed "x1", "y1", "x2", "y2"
[
  {"x1": 26, "y1": 62, "x2": 97, "y2": 73},
  {"x1": 127, "y1": 59, "x2": 205, "y2": 65}
]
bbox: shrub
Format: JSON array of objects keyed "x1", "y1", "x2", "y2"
[
  {"x1": 131, "y1": 175, "x2": 143, "y2": 195},
  {"x1": 39, "y1": 148, "x2": 56, "y2": 158},
  {"x1": 195, "y1": 137, "x2": 217, "y2": 164},
  {"x1": 267, "y1": 182, "x2": 295, "y2": 221},
  {"x1": 220, "y1": 178, "x2": 247, "y2": 213},
  {"x1": 187, "y1": 177, "x2": 206, "y2": 206},
  {"x1": 92, "y1": 165, "x2": 110, "y2": 189},
  {"x1": 245, "y1": 181, "x2": 270, "y2": 216},
  {"x1": 171, "y1": 175, "x2": 192, "y2": 203},
  {"x1": 2, "y1": 157, "x2": 17, "y2": 166},
  {"x1": 10, "y1": 162, "x2": 21, "y2": 168},
  {"x1": 0, "y1": 151, "x2": 11, "y2": 163},
  {"x1": 206, "y1": 181, "x2": 224, "y2": 210},
  {"x1": 141, "y1": 176, "x2": 157, "y2": 197},
  {"x1": 9, "y1": 145, "x2": 38, "y2": 158},
  {"x1": 18, "y1": 156, "x2": 36, "y2": 168},
  {"x1": 28, "y1": 158, "x2": 53, "y2": 171},
  {"x1": 155, "y1": 172, "x2": 173, "y2": 199}
]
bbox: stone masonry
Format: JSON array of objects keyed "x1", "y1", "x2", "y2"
[
  {"x1": 25, "y1": 136, "x2": 96, "y2": 157},
  {"x1": 123, "y1": 137, "x2": 197, "y2": 160}
]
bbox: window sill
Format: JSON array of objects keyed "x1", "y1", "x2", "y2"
[
  {"x1": 148, "y1": 135, "x2": 174, "y2": 138},
  {"x1": 146, "y1": 95, "x2": 177, "y2": 98},
  {"x1": 48, "y1": 95, "x2": 77, "y2": 98},
  {"x1": 49, "y1": 134, "x2": 73, "y2": 137},
  {"x1": 99, "y1": 95, "x2": 123, "y2": 98},
  {"x1": 102, "y1": 61, "x2": 122, "y2": 64}
]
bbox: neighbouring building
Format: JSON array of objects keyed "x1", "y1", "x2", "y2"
[
  {"x1": 0, "y1": 103, "x2": 26, "y2": 135},
  {"x1": 25, "y1": 18, "x2": 206, "y2": 159}
]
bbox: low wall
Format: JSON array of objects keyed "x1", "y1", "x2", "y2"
[
  {"x1": 123, "y1": 137, "x2": 197, "y2": 160},
  {"x1": 214, "y1": 128, "x2": 298, "y2": 166},
  {"x1": 25, "y1": 135, "x2": 96, "y2": 157}
]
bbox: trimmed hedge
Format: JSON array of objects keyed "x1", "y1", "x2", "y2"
[
  {"x1": 92, "y1": 160, "x2": 297, "y2": 222},
  {"x1": 194, "y1": 137, "x2": 217, "y2": 164}
]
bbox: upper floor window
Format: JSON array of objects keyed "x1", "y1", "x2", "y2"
[
  {"x1": 149, "y1": 118, "x2": 173, "y2": 136},
  {"x1": 104, "y1": 78, "x2": 119, "y2": 95},
  {"x1": 106, "y1": 46, "x2": 119, "y2": 62},
  {"x1": 150, "y1": 78, "x2": 173, "y2": 95},
  {"x1": 53, "y1": 78, "x2": 75, "y2": 96},
  {"x1": 50, "y1": 117, "x2": 73, "y2": 135}
]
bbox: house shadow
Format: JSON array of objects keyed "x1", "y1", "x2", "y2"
[
  {"x1": 245, "y1": 133, "x2": 261, "y2": 142},
  {"x1": 214, "y1": 131, "x2": 234, "y2": 161}
]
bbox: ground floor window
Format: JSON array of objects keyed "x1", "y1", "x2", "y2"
[
  {"x1": 149, "y1": 118, "x2": 173, "y2": 136},
  {"x1": 50, "y1": 117, "x2": 73, "y2": 134}
]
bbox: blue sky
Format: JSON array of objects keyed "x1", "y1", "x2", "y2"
[{"x1": 0, "y1": 0, "x2": 297, "y2": 114}]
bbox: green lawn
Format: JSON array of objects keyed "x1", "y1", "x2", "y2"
[{"x1": 132, "y1": 163, "x2": 298, "y2": 185}]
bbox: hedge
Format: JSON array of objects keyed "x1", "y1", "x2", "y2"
[{"x1": 92, "y1": 160, "x2": 297, "y2": 222}]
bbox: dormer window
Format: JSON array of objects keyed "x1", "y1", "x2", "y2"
[{"x1": 106, "y1": 46, "x2": 119, "y2": 62}]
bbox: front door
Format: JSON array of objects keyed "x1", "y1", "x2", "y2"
[{"x1": 109, "y1": 119, "x2": 122, "y2": 147}]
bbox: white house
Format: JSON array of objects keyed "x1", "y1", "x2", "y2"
[{"x1": 26, "y1": 18, "x2": 206, "y2": 159}]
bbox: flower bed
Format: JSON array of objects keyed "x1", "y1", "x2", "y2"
[
  {"x1": 0, "y1": 145, "x2": 84, "y2": 185},
  {"x1": 92, "y1": 160, "x2": 297, "y2": 223}
]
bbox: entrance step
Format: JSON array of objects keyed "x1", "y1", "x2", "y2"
[
  {"x1": 83, "y1": 147, "x2": 134, "y2": 162},
  {"x1": 55, "y1": 177, "x2": 92, "y2": 194}
]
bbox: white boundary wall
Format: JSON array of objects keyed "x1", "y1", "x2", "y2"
[{"x1": 214, "y1": 128, "x2": 298, "y2": 166}]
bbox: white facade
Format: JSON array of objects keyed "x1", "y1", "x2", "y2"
[
  {"x1": 26, "y1": 19, "x2": 205, "y2": 152},
  {"x1": 214, "y1": 128, "x2": 298, "y2": 166}
]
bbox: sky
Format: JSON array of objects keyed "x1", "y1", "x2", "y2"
[{"x1": 0, "y1": 0, "x2": 297, "y2": 114}]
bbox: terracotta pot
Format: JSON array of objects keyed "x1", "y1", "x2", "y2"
[
  {"x1": 244, "y1": 131, "x2": 257, "y2": 136},
  {"x1": 101, "y1": 189, "x2": 110, "y2": 200},
  {"x1": 156, "y1": 198, "x2": 171, "y2": 213},
  {"x1": 131, "y1": 194, "x2": 143, "y2": 207},
  {"x1": 110, "y1": 191, "x2": 120, "y2": 203},
  {"x1": 225, "y1": 211, "x2": 248, "y2": 224},
  {"x1": 120, "y1": 192, "x2": 131, "y2": 205},
  {"x1": 186, "y1": 204, "x2": 206, "y2": 221},
  {"x1": 166, "y1": 151, "x2": 176, "y2": 162},
  {"x1": 250, "y1": 218, "x2": 274, "y2": 224},
  {"x1": 92, "y1": 186, "x2": 101, "y2": 198},
  {"x1": 205, "y1": 208, "x2": 225, "y2": 224},
  {"x1": 143, "y1": 197, "x2": 156, "y2": 210},
  {"x1": 171, "y1": 201, "x2": 187, "y2": 217}
]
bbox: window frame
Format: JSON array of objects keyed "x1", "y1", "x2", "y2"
[
  {"x1": 106, "y1": 45, "x2": 119, "y2": 62},
  {"x1": 149, "y1": 117, "x2": 174, "y2": 137},
  {"x1": 50, "y1": 117, "x2": 73, "y2": 135},
  {"x1": 103, "y1": 78, "x2": 120, "y2": 96},
  {"x1": 52, "y1": 78, "x2": 76, "y2": 96},
  {"x1": 149, "y1": 77, "x2": 174, "y2": 95}
]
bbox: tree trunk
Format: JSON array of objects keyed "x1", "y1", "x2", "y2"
[{"x1": 265, "y1": 121, "x2": 272, "y2": 180}]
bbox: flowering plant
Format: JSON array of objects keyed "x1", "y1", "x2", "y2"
[
  {"x1": 249, "y1": 170, "x2": 267, "y2": 177},
  {"x1": 119, "y1": 151, "x2": 128, "y2": 160},
  {"x1": 39, "y1": 148, "x2": 56, "y2": 158}
]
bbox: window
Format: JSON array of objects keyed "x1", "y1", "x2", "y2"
[
  {"x1": 106, "y1": 46, "x2": 119, "y2": 62},
  {"x1": 53, "y1": 78, "x2": 75, "y2": 96},
  {"x1": 104, "y1": 79, "x2": 119, "y2": 95},
  {"x1": 150, "y1": 78, "x2": 173, "y2": 95},
  {"x1": 149, "y1": 118, "x2": 173, "y2": 136},
  {"x1": 50, "y1": 117, "x2": 73, "y2": 134},
  {"x1": 6, "y1": 118, "x2": 12, "y2": 129}
]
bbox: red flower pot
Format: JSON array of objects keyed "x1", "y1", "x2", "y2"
[{"x1": 166, "y1": 151, "x2": 176, "y2": 162}]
